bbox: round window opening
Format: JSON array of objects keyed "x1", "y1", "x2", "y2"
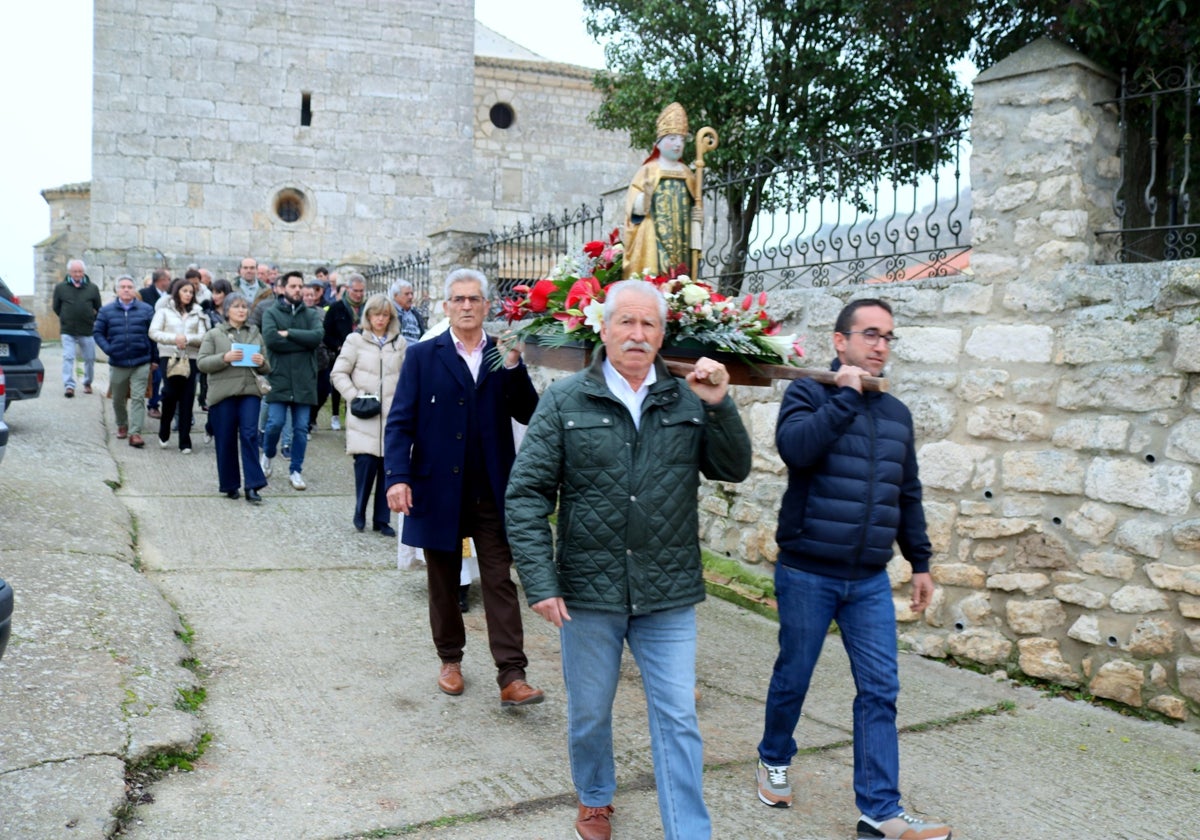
[
  {"x1": 274, "y1": 188, "x2": 306, "y2": 223},
  {"x1": 489, "y1": 102, "x2": 515, "y2": 130}
]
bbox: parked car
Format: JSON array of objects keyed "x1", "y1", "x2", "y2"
[
  {"x1": 0, "y1": 365, "x2": 7, "y2": 467},
  {"x1": 0, "y1": 293, "x2": 43, "y2": 402},
  {"x1": 0, "y1": 275, "x2": 20, "y2": 307}
]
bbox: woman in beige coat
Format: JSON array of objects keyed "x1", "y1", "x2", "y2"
[
  {"x1": 330, "y1": 294, "x2": 407, "y2": 534},
  {"x1": 149, "y1": 278, "x2": 208, "y2": 452}
]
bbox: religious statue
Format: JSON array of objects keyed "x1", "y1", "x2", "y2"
[{"x1": 622, "y1": 102, "x2": 718, "y2": 280}]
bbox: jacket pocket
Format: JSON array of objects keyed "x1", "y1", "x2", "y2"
[
  {"x1": 562, "y1": 411, "x2": 620, "y2": 470},
  {"x1": 656, "y1": 412, "x2": 704, "y2": 464}
]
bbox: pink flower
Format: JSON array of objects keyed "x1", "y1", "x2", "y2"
[
  {"x1": 758, "y1": 291, "x2": 768, "y2": 307},
  {"x1": 792, "y1": 337, "x2": 806, "y2": 358},
  {"x1": 741, "y1": 294, "x2": 753, "y2": 311}
]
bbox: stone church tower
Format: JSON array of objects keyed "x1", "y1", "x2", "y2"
[{"x1": 34, "y1": 0, "x2": 639, "y2": 325}]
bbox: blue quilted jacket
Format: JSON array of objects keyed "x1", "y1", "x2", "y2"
[
  {"x1": 774, "y1": 359, "x2": 931, "y2": 579},
  {"x1": 93, "y1": 299, "x2": 157, "y2": 368},
  {"x1": 506, "y1": 351, "x2": 752, "y2": 615}
]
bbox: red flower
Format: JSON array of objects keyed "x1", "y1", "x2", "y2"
[
  {"x1": 710, "y1": 292, "x2": 727, "y2": 303},
  {"x1": 500, "y1": 297, "x2": 527, "y2": 323},
  {"x1": 512, "y1": 284, "x2": 531, "y2": 295},
  {"x1": 565, "y1": 276, "x2": 601, "y2": 311},
  {"x1": 583, "y1": 241, "x2": 605, "y2": 259},
  {"x1": 528, "y1": 279, "x2": 557, "y2": 313},
  {"x1": 609, "y1": 227, "x2": 621, "y2": 245}
]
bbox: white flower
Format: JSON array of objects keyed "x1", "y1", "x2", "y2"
[
  {"x1": 759, "y1": 333, "x2": 799, "y2": 361},
  {"x1": 680, "y1": 283, "x2": 710, "y2": 305},
  {"x1": 582, "y1": 299, "x2": 605, "y2": 333}
]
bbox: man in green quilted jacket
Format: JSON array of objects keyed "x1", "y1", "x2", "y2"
[{"x1": 505, "y1": 280, "x2": 751, "y2": 840}]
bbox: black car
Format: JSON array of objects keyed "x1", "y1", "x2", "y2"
[
  {"x1": 0, "y1": 276, "x2": 20, "y2": 306},
  {"x1": 0, "y1": 290, "x2": 43, "y2": 402}
]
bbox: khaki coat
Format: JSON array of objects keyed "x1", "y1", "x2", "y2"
[{"x1": 330, "y1": 326, "x2": 406, "y2": 457}]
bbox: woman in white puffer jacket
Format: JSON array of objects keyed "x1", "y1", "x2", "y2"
[
  {"x1": 148, "y1": 278, "x2": 208, "y2": 452},
  {"x1": 330, "y1": 294, "x2": 407, "y2": 534}
]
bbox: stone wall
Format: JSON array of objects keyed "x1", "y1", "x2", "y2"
[
  {"x1": 689, "y1": 39, "x2": 1200, "y2": 725},
  {"x1": 33, "y1": 182, "x2": 92, "y2": 337}
]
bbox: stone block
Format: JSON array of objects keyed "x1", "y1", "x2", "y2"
[
  {"x1": 957, "y1": 369, "x2": 1009, "y2": 403},
  {"x1": 1056, "y1": 321, "x2": 1168, "y2": 364},
  {"x1": 906, "y1": 393, "x2": 957, "y2": 441},
  {"x1": 1017, "y1": 637, "x2": 1080, "y2": 684},
  {"x1": 1114, "y1": 517, "x2": 1167, "y2": 559},
  {"x1": 1126, "y1": 617, "x2": 1178, "y2": 658},
  {"x1": 891, "y1": 327, "x2": 961, "y2": 365},
  {"x1": 1064, "y1": 502, "x2": 1118, "y2": 546},
  {"x1": 1050, "y1": 416, "x2": 1129, "y2": 452},
  {"x1": 931, "y1": 563, "x2": 986, "y2": 589},
  {"x1": 941, "y1": 283, "x2": 993, "y2": 314},
  {"x1": 1180, "y1": 598, "x2": 1200, "y2": 620},
  {"x1": 1144, "y1": 563, "x2": 1200, "y2": 596},
  {"x1": 1069, "y1": 615, "x2": 1102, "y2": 645},
  {"x1": 947, "y1": 628, "x2": 1013, "y2": 665},
  {"x1": 1084, "y1": 458, "x2": 1193, "y2": 516},
  {"x1": 1147, "y1": 695, "x2": 1187, "y2": 720},
  {"x1": 1014, "y1": 532, "x2": 1072, "y2": 570},
  {"x1": 958, "y1": 517, "x2": 1040, "y2": 539},
  {"x1": 1173, "y1": 323, "x2": 1200, "y2": 372},
  {"x1": 1053, "y1": 583, "x2": 1108, "y2": 609},
  {"x1": 1165, "y1": 418, "x2": 1200, "y2": 464},
  {"x1": 1078, "y1": 551, "x2": 1134, "y2": 580},
  {"x1": 899, "y1": 631, "x2": 947, "y2": 658},
  {"x1": 953, "y1": 592, "x2": 996, "y2": 627},
  {"x1": 1007, "y1": 599, "x2": 1067, "y2": 634},
  {"x1": 987, "y1": 572, "x2": 1050, "y2": 594},
  {"x1": 1109, "y1": 585, "x2": 1170, "y2": 613},
  {"x1": 923, "y1": 501, "x2": 957, "y2": 554},
  {"x1": 1001, "y1": 450, "x2": 1084, "y2": 495},
  {"x1": 1088, "y1": 659, "x2": 1144, "y2": 706},
  {"x1": 1177, "y1": 657, "x2": 1200, "y2": 704},
  {"x1": 964, "y1": 324, "x2": 1054, "y2": 363},
  {"x1": 1010, "y1": 377, "x2": 1057, "y2": 405},
  {"x1": 967, "y1": 406, "x2": 1049, "y2": 441},
  {"x1": 1189, "y1": 627, "x2": 1200, "y2": 652},
  {"x1": 1173, "y1": 519, "x2": 1200, "y2": 552},
  {"x1": 1058, "y1": 365, "x2": 1185, "y2": 411},
  {"x1": 918, "y1": 441, "x2": 988, "y2": 492}
]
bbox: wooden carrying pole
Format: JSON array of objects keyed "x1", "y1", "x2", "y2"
[{"x1": 663, "y1": 359, "x2": 888, "y2": 392}]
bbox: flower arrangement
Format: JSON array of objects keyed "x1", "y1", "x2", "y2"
[{"x1": 500, "y1": 228, "x2": 804, "y2": 366}]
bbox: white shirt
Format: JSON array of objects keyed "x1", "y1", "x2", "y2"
[
  {"x1": 450, "y1": 329, "x2": 486, "y2": 381},
  {"x1": 602, "y1": 357, "x2": 656, "y2": 430}
]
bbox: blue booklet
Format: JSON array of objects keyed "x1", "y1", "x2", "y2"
[{"x1": 231, "y1": 343, "x2": 259, "y2": 367}]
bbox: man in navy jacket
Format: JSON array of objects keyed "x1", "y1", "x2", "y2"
[
  {"x1": 755, "y1": 299, "x2": 951, "y2": 840},
  {"x1": 384, "y1": 268, "x2": 543, "y2": 707},
  {"x1": 94, "y1": 275, "x2": 157, "y2": 448}
]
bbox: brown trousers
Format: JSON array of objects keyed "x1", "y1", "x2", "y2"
[{"x1": 424, "y1": 492, "x2": 528, "y2": 689}]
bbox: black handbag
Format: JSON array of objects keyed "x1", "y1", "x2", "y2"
[{"x1": 350, "y1": 394, "x2": 381, "y2": 418}]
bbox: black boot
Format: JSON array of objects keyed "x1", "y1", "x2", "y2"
[{"x1": 245, "y1": 488, "x2": 262, "y2": 503}]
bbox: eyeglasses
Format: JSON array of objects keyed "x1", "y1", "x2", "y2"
[
  {"x1": 841, "y1": 329, "x2": 899, "y2": 346},
  {"x1": 449, "y1": 295, "x2": 484, "y2": 306}
]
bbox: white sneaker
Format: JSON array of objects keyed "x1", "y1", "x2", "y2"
[
  {"x1": 289, "y1": 471, "x2": 306, "y2": 490},
  {"x1": 203, "y1": 433, "x2": 213, "y2": 444},
  {"x1": 330, "y1": 416, "x2": 341, "y2": 431},
  {"x1": 159, "y1": 438, "x2": 169, "y2": 449},
  {"x1": 181, "y1": 448, "x2": 192, "y2": 455},
  {"x1": 260, "y1": 453, "x2": 273, "y2": 478}
]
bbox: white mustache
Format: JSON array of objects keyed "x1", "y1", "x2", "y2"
[{"x1": 621, "y1": 340, "x2": 655, "y2": 352}]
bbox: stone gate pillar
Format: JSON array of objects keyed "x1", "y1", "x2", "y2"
[{"x1": 970, "y1": 38, "x2": 1121, "y2": 285}]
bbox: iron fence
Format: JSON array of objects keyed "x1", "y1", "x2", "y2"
[
  {"x1": 362, "y1": 249, "x2": 433, "y2": 319},
  {"x1": 1095, "y1": 63, "x2": 1200, "y2": 263},
  {"x1": 698, "y1": 120, "x2": 971, "y2": 294},
  {"x1": 471, "y1": 204, "x2": 610, "y2": 311}
]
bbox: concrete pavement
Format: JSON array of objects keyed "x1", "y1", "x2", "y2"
[{"x1": 1, "y1": 346, "x2": 1197, "y2": 840}]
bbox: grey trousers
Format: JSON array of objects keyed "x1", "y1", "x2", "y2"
[{"x1": 109, "y1": 363, "x2": 151, "y2": 433}]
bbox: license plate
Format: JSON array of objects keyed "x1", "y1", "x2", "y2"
[{"x1": 0, "y1": 343, "x2": 8, "y2": 358}]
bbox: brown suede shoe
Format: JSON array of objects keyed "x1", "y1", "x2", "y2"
[
  {"x1": 116, "y1": 426, "x2": 128, "y2": 439},
  {"x1": 575, "y1": 803, "x2": 614, "y2": 840},
  {"x1": 499, "y1": 678, "x2": 544, "y2": 707},
  {"x1": 128, "y1": 434, "x2": 145, "y2": 448},
  {"x1": 437, "y1": 662, "x2": 463, "y2": 696},
  {"x1": 83, "y1": 384, "x2": 93, "y2": 394}
]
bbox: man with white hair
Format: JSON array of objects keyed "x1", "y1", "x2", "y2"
[
  {"x1": 52, "y1": 259, "x2": 102, "y2": 397},
  {"x1": 390, "y1": 279, "x2": 427, "y2": 343},
  {"x1": 505, "y1": 280, "x2": 752, "y2": 840},
  {"x1": 384, "y1": 268, "x2": 542, "y2": 708}
]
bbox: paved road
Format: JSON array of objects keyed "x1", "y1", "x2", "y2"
[{"x1": 1, "y1": 346, "x2": 1198, "y2": 839}]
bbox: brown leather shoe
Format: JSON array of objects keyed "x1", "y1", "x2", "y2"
[
  {"x1": 147, "y1": 407, "x2": 162, "y2": 419},
  {"x1": 499, "y1": 678, "x2": 544, "y2": 707},
  {"x1": 128, "y1": 434, "x2": 145, "y2": 448},
  {"x1": 83, "y1": 384, "x2": 93, "y2": 394},
  {"x1": 116, "y1": 426, "x2": 128, "y2": 439},
  {"x1": 575, "y1": 803, "x2": 614, "y2": 840},
  {"x1": 437, "y1": 662, "x2": 463, "y2": 696}
]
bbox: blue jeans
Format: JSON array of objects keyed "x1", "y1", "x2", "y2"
[
  {"x1": 263, "y1": 402, "x2": 310, "y2": 473},
  {"x1": 258, "y1": 400, "x2": 293, "y2": 449},
  {"x1": 560, "y1": 606, "x2": 709, "y2": 840},
  {"x1": 209, "y1": 395, "x2": 265, "y2": 493},
  {"x1": 758, "y1": 565, "x2": 902, "y2": 821},
  {"x1": 61, "y1": 334, "x2": 95, "y2": 390}
]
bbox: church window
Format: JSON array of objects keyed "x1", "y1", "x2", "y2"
[
  {"x1": 489, "y1": 102, "x2": 515, "y2": 130},
  {"x1": 301, "y1": 93, "x2": 312, "y2": 127},
  {"x1": 273, "y1": 189, "x2": 307, "y2": 224}
]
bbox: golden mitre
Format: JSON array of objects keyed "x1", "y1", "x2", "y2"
[{"x1": 655, "y1": 102, "x2": 689, "y2": 140}]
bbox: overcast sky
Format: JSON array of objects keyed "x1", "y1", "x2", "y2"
[{"x1": 0, "y1": 1, "x2": 606, "y2": 296}]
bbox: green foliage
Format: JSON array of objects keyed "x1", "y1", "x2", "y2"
[
  {"x1": 137, "y1": 732, "x2": 212, "y2": 774},
  {"x1": 176, "y1": 686, "x2": 206, "y2": 713}
]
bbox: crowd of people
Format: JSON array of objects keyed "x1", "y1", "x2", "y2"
[{"x1": 57, "y1": 257, "x2": 952, "y2": 840}]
